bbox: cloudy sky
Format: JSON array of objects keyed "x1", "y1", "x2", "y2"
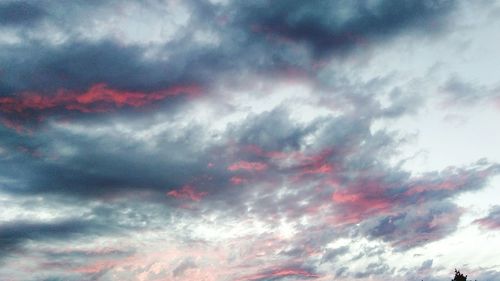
[{"x1": 1, "y1": 0, "x2": 500, "y2": 280}]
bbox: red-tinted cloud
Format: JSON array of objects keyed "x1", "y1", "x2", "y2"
[
  {"x1": 405, "y1": 177, "x2": 469, "y2": 196},
  {"x1": 0, "y1": 83, "x2": 200, "y2": 116},
  {"x1": 331, "y1": 189, "x2": 393, "y2": 224},
  {"x1": 166, "y1": 185, "x2": 208, "y2": 202},
  {"x1": 241, "y1": 144, "x2": 335, "y2": 174},
  {"x1": 230, "y1": 176, "x2": 248, "y2": 185},
  {"x1": 228, "y1": 161, "x2": 268, "y2": 172}
]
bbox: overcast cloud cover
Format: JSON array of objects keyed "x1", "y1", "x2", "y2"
[{"x1": 1, "y1": 0, "x2": 500, "y2": 280}]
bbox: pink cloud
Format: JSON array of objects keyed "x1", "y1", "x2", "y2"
[
  {"x1": 0, "y1": 83, "x2": 201, "y2": 116},
  {"x1": 166, "y1": 185, "x2": 208, "y2": 202},
  {"x1": 230, "y1": 176, "x2": 248, "y2": 185},
  {"x1": 331, "y1": 180, "x2": 394, "y2": 224},
  {"x1": 474, "y1": 217, "x2": 500, "y2": 230},
  {"x1": 228, "y1": 161, "x2": 268, "y2": 172}
]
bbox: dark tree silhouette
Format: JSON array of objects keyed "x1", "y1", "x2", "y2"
[{"x1": 452, "y1": 269, "x2": 467, "y2": 281}]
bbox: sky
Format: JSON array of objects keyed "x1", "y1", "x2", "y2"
[{"x1": 1, "y1": 0, "x2": 500, "y2": 280}]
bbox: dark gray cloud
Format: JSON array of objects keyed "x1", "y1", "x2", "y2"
[
  {"x1": 43, "y1": 247, "x2": 132, "y2": 260},
  {"x1": 365, "y1": 202, "x2": 462, "y2": 250},
  {"x1": 400, "y1": 260, "x2": 443, "y2": 281},
  {"x1": 0, "y1": 219, "x2": 102, "y2": 256},
  {"x1": 0, "y1": 1, "x2": 45, "y2": 26},
  {"x1": 419, "y1": 259, "x2": 433, "y2": 271},
  {"x1": 321, "y1": 246, "x2": 349, "y2": 264},
  {"x1": 335, "y1": 266, "x2": 349, "y2": 278},
  {"x1": 474, "y1": 269, "x2": 500, "y2": 281},
  {"x1": 233, "y1": 0, "x2": 455, "y2": 58},
  {"x1": 0, "y1": 0, "x2": 457, "y2": 102},
  {"x1": 0, "y1": 193, "x2": 171, "y2": 260},
  {"x1": 440, "y1": 75, "x2": 500, "y2": 106},
  {"x1": 440, "y1": 76, "x2": 486, "y2": 105},
  {"x1": 0, "y1": 41, "x2": 169, "y2": 95},
  {"x1": 0, "y1": 113, "x2": 224, "y2": 198},
  {"x1": 354, "y1": 262, "x2": 392, "y2": 279}
]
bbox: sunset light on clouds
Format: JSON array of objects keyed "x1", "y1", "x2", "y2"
[{"x1": 1, "y1": 1, "x2": 500, "y2": 280}]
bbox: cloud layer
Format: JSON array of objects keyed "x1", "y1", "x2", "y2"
[{"x1": 1, "y1": 0, "x2": 500, "y2": 280}]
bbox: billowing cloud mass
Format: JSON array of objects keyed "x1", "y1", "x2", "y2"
[{"x1": 1, "y1": 1, "x2": 500, "y2": 280}]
